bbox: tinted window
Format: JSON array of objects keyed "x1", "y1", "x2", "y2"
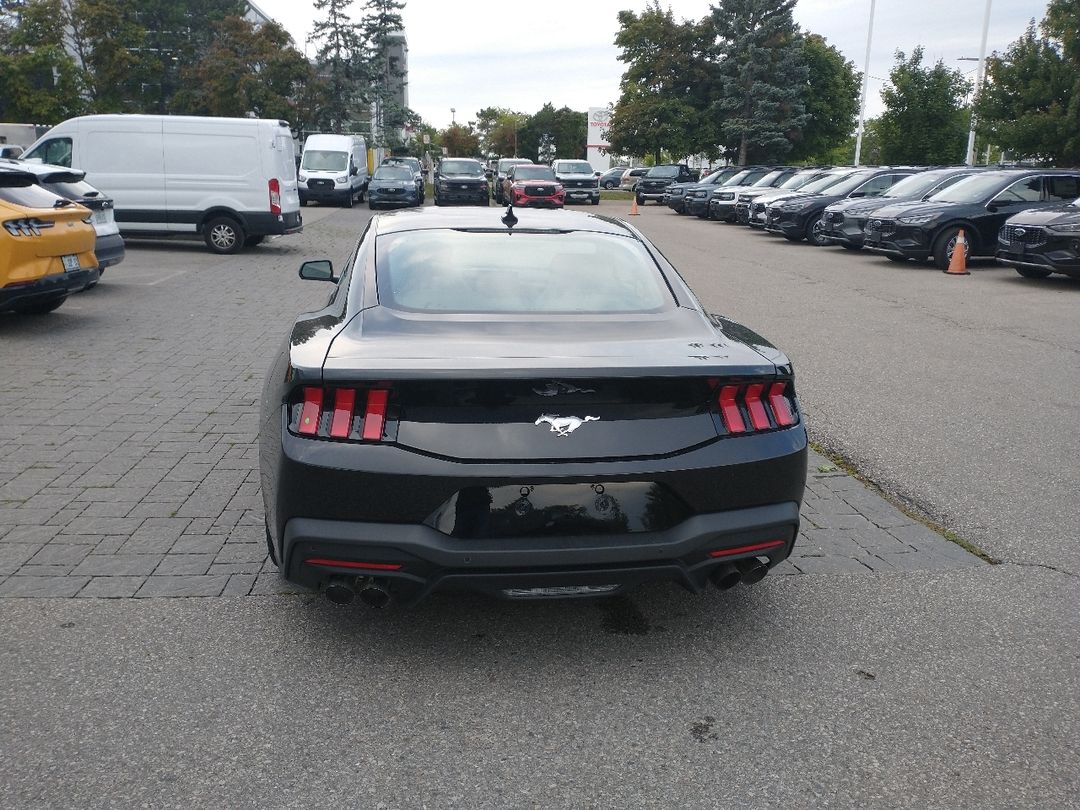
[
  {"x1": 995, "y1": 177, "x2": 1042, "y2": 203},
  {"x1": 779, "y1": 171, "x2": 824, "y2": 189},
  {"x1": 854, "y1": 175, "x2": 896, "y2": 197},
  {"x1": 882, "y1": 171, "x2": 969, "y2": 199},
  {"x1": 646, "y1": 166, "x2": 679, "y2": 178},
  {"x1": 930, "y1": 173, "x2": 1026, "y2": 204},
  {"x1": 302, "y1": 150, "x2": 348, "y2": 171},
  {"x1": 513, "y1": 166, "x2": 556, "y2": 181},
  {"x1": 752, "y1": 170, "x2": 788, "y2": 187},
  {"x1": 813, "y1": 171, "x2": 874, "y2": 197},
  {"x1": 42, "y1": 179, "x2": 102, "y2": 200},
  {"x1": 378, "y1": 231, "x2": 673, "y2": 314},
  {"x1": 796, "y1": 172, "x2": 853, "y2": 194},
  {"x1": 555, "y1": 161, "x2": 593, "y2": 174},
  {"x1": 0, "y1": 183, "x2": 74, "y2": 208},
  {"x1": 24, "y1": 138, "x2": 72, "y2": 167},
  {"x1": 498, "y1": 159, "x2": 529, "y2": 172},
  {"x1": 440, "y1": 160, "x2": 483, "y2": 176},
  {"x1": 1045, "y1": 175, "x2": 1080, "y2": 201}
]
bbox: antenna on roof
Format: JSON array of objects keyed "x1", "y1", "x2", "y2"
[{"x1": 501, "y1": 203, "x2": 518, "y2": 230}]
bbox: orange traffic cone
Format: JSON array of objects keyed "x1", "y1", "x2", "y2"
[
  {"x1": 629, "y1": 195, "x2": 640, "y2": 216},
  {"x1": 945, "y1": 229, "x2": 970, "y2": 275}
]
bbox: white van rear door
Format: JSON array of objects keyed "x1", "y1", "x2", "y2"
[{"x1": 272, "y1": 130, "x2": 300, "y2": 212}]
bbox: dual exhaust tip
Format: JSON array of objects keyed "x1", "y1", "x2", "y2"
[
  {"x1": 324, "y1": 576, "x2": 392, "y2": 608},
  {"x1": 709, "y1": 557, "x2": 770, "y2": 591}
]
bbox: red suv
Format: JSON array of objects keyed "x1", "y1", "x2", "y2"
[{"x1": 502, "y1": 165, "x2": 564, "y2": 208}]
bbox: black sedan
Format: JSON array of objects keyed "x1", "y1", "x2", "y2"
[
  {"x1": 260, "y1": 207, "x2": 808, "y2": 607},
  {"x1": 997, "y1": 200, "x2": 1080, "y2": 280},
  {"x1": 367, "y1": 166, "x2": 421, "y2": 210},
  {"x1": 863, "y1": 170, "x2": 1080, "y2": 269},
  {"x1": 434, "y1": 158, "x2": 489, "y2": 206}
]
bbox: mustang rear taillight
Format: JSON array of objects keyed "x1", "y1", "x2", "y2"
[
  {"x1": 715, "y1": 380, "x2": 798, "y2": 435},
  {"x1": 290, "y1": 386, "x2": 392, "y2": 442}
]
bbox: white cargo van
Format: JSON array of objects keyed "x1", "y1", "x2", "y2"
[
  {"x1": 298, "y1": 134, "x2": 368, "y2": 207},
  {"x1": 22, "y1": 114, "x2": 302, "y2": 254}
]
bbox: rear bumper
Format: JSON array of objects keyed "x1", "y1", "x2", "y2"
[
  {"x1": 0, "y1": 268, "x2": 90, "y2": 310},
  {"x1": 284, "y1": 501, "x2": 801, "y2": 605},
  {"x1": 244, "y1": 211, "x2": 303, "y2": 236},
  {"x1": 93, "y1": 232, "x2": 126, "y2": 268}
]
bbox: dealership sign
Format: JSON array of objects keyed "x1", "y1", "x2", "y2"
[{"x1": 587, "y1": 106, "x2": 611, "y2": 150}]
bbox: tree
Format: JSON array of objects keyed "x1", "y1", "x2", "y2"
[
  {"x1": 607, "y1": 1, "x2": 715, "y2": 163},
  {"x1": 877, "y1": 48, "x2": 971, "y2": 164},
  {"x1": 358, "y1": 0, "x2": 406, "y2": 144},
  {"x1": 310, "y1": 0, "x2": 365, "y2": 132},
  {"x1": 175, "y1": 17, "x2": 312, "y2": 120},
  {"x1": 517, "y1": 103, "x2": 587, "y2": 162},
  {"x1": 789, "y1": 34, "x2": 860, "y2": 162},
  {"x1": 710, "y1": 0, "x2": 808, "y2": 165},
  {"x1": 0, "y1": 0, "x2": 83, "y2": 123},
  {"x1": 67, "y1": 0, "x2": 151, "y2": 112},
  {"x1": 439, "y1": 123, "x2": 481, "y2": 157},
  {"x1": 975, "y1": 8, "x2": 1080, "y2": 165},
  {"x1": 474, "y1": 106, "x2": 527, "y2": 157}
]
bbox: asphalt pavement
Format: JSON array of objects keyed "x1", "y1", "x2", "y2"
[{"x1": 1, "y1": 200, "x2": 1077, "y2": 808}]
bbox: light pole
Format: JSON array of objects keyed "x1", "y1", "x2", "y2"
[
  {"x1": 963, "y1": 0, "x2": 993, "y2": 166},
  {"x1": 450, "y1": 107, "x2": 456, "y2": 125},
  {"x1": 854, "y1": 0, "x2": 877, "y2": 167}
]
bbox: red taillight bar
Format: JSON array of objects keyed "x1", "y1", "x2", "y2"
[
  {"x1": 305, "y1": 558, "x2": 402, "y2": 571},
  {"x1": 362, "y1": 389, "x2": 388, "y2": 441},
  {"x1": 768, "y1": 382, "x2": 795, "y2": 426},
  {"x1": 709, "y1": 539, "x2": 786, "y2": 558},
  {"x1": 718, "y1": 385, "x2": 746, "y2": 433},
  {"x1": 329, "y1": 388, "x2": 355, "y2": 438},
  {"x1": 297, "y1": 387, "x2": 322, "y2": 435},
  {"x1": 743, "y1": 383, "x2": 771, "y2": 430}
]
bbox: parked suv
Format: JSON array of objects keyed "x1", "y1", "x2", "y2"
[
  {"x1": 4, "y1": 158, "x2": 125, "y2": 285},
  {"x1": 381, "y1": 156, "x2": 425, "y2": 204},
  {"x1": 997, "y1": 198, "x2": 1080, "y2": 280},
  {"x1": 665, "y1": 167, "x2": 740, "y2": 214},
  {"x1": 692, "y1": 167, "x2": 770, "y2": 219},
  {"x1": 820, "y1": 167, "x2": 979, "y2": 250},
  {"x1": 598, "y1": 166, "x2": 626, "y2": 189},
  {"x1": 734, "y1": 168, "x2": 830, "y2": 225},
  {"x1": 863, "y1": 170, "x2": 1080, "y2": 269},
  {"x1": 636, "y1": 164, "x2": 696, "y2": 205},
  {"x1": 493, "y1": 158, "x2": 532, "y2": 204},
  {"x1": 748, "y1": 169, "x2": 857, "y2": 229},
  {"x1": 434, "y1": 158, "x2": 489, "y2": 206},
  {"x1": 619, "y1": 167, "x2": 648, "y2": 191},
  {"x1": 551, "y1": 159, "x2": 600, "y2": 205},
  {"x1": 765, "y1": 167, "x2": 919, "y2": 245},
  {"x1": 1, "y1": 165, "x2": 97, "y2": 314}
]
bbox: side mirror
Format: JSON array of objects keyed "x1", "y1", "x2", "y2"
[
  {"x1": 594, "y1": 171, "x2": 602, "y2": 177},
  {"x1": 350, "y1": 166, "x2": 358, "y2": 176},
  {"x1": 849, "y1": 191, "x2": 866, "y2": 198},
  {"x1": 299, "y1": 259, "x2": 336, "y2": 282}
]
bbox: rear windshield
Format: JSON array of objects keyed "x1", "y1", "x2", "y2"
[
  {"x1": 513, "y1": 166, "x2": 556, "y2": 181},
  {"x1": 440, "y1": 160, "x2": 483, "y2": 176},
  {"x1": 646, "y1": 166, "x2": 679, "y2": 178},
  {"x1": 374, "y1": 167, "x2": 412, "y2": 181},
  {"x1": 0, "y1": 183, "x2": 73, "y2": 208},
  {"x1": 377, "y1": 230, "x2": 673, "y2": 314},
  {"x1": 42, "y1": 179, "x2": 101, "y2": 200},
  {"x1": 302, "y1": 150, "x2": 347, "y2": 171}
]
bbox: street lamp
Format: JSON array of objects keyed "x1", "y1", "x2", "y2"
[
  {"x1": 962, "y1": 0, "x2": 993, "y2": 166},
  {"x1": 451, "y1": 107, "x2": 456, "y2": 125}
]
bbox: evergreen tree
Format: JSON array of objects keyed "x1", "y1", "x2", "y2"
[
  {"x1": 710, "y1": 0, "x2": 807, "y2": 165},
  {"x1": 311, "y1": 0, "x2": 365, "y2": 132},
  {"x1": 607, "y1": 1, "x2": 716, "y2": 163},
  {"x1": 975, "y1": 7, "x2": 1080, "y2": 165},
  {"x1": 877, "y1": 48, "x2": 971, "y2": 164},
  {"x1": 358, "y1": 0, "x2": 405, "y2": 144}
]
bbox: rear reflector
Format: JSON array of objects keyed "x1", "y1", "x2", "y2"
[
  {"x1": 305, "y1": 558, "x2": 402, "y2": 571},
  {"x1": 709, "y1": 539, "x2": 786, "y2": 557},
  {"x1": 298, "y1": 387, "x2": 323, "y2": 435}
]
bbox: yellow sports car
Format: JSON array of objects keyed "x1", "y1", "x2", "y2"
[{"x1": 1, "y1": 165, "x2": 97, "y2": 315}]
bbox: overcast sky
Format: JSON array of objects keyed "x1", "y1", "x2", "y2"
[{"x1": 258, "y1": 0, "x2": 1048, "y2": 130}]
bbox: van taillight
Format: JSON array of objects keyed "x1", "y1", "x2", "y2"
[
  {"x1": 269, "y1": 178, "x2": 281, "y2": 215},
  {"x1": 714, "y1": 380, "x2": 798, "y2": 435}
]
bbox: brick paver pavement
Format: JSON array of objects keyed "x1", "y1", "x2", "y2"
[{"x1": 0, "y1": 206, "x2": 981, "y2": 597}]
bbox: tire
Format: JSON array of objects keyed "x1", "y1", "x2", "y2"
[
  {"x1": 1014, "y1": 264, "x2": 1052, "y2": 279},
  {"x1": 591, "y1": 196, "x2": 600, "y2": 206},
  {"x1": 343, "y1": 190, "x2": 354, "y2": 208},
  {"x1": 635, "y1": 192, "x2": 644, "y2": 206},
  {"x1": 204, "y1": 216, "x2": 245, "y2": 254},
  {"x1": 804, "y1": 215, "x2": 828, "y2": 246},
  {"x1": 244, "y1": 235, "x2": 264, "y2": 247},
  {"x1": 932, "y1": 226, "x2": 975, "y2": 271},
  {"x1": 13, "y1": 294, "x2": 67, "y2": 314},
  {"x1": 358, "y1": 188, "x2": 365, "y2": 203},
  {"x1": 299, "y1": 198, "x2": 308, "y2": 207}
]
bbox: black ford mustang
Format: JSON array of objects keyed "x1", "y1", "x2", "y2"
[{"x1": 260, "y1": 206, "x2": 807, "y2": 606}]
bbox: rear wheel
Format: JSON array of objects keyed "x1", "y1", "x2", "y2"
[
  {"x1": 932, "y1": 226, "x2": 975, "y2": 270},
  {"x1": 13, "y1": 294, "x2": 66, "y2": 314},
  {"x1": 635, "y1": 192, "x2": 644, "y2": 206},
  {"x1": 204, "y1": 216, "x2": 245, "y2": 254},
  {"x1": 1014, "y1": 264, "x2": 1052, "y2": 279}
]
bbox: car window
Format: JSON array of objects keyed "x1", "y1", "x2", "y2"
[
  {"x1": 646, "y1": 166, "x2": 679, "y2": 178},
  {"x1": 24, "y1": 137, "x2": 72, "y2": 168},
  {"x1": 42, "y1": 179, "x2": 101, "y2": 200},
  {"x1": 440, "y1": 160, "x2": 483, "y2": 176},
  {"x1": 0, "y1": 183, "x2": 73, "y2": 208},
  {"x1": 1045, "y1": 175, "x2": 1080, "y2": 201},
  {"x1": 556, "y1": 161, "x2": 593, "y2": 174},
  {"x1": 377, "y1": 230, "x2": 673, "y2": 314},
  {"x1": 512, "y1": 166, "x2": 556, "y2": 181},
  {"x1": 855, "y1": 175, "x2": 894, "y2": 197},
  {"x1": 374, "y1": 167, "x2": 412, "y2": 181},
  {"x1": 994, "y1": 177, "x2": 1042, "y2": 203}
]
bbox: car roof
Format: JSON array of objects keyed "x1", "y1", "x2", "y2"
[{"x1": 370, "y1": 206, "x2": 639, "y2": 237}]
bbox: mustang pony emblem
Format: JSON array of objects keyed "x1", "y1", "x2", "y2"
[{"x1": 534, "y1": 414, "x2": 600, "y2": 437}]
